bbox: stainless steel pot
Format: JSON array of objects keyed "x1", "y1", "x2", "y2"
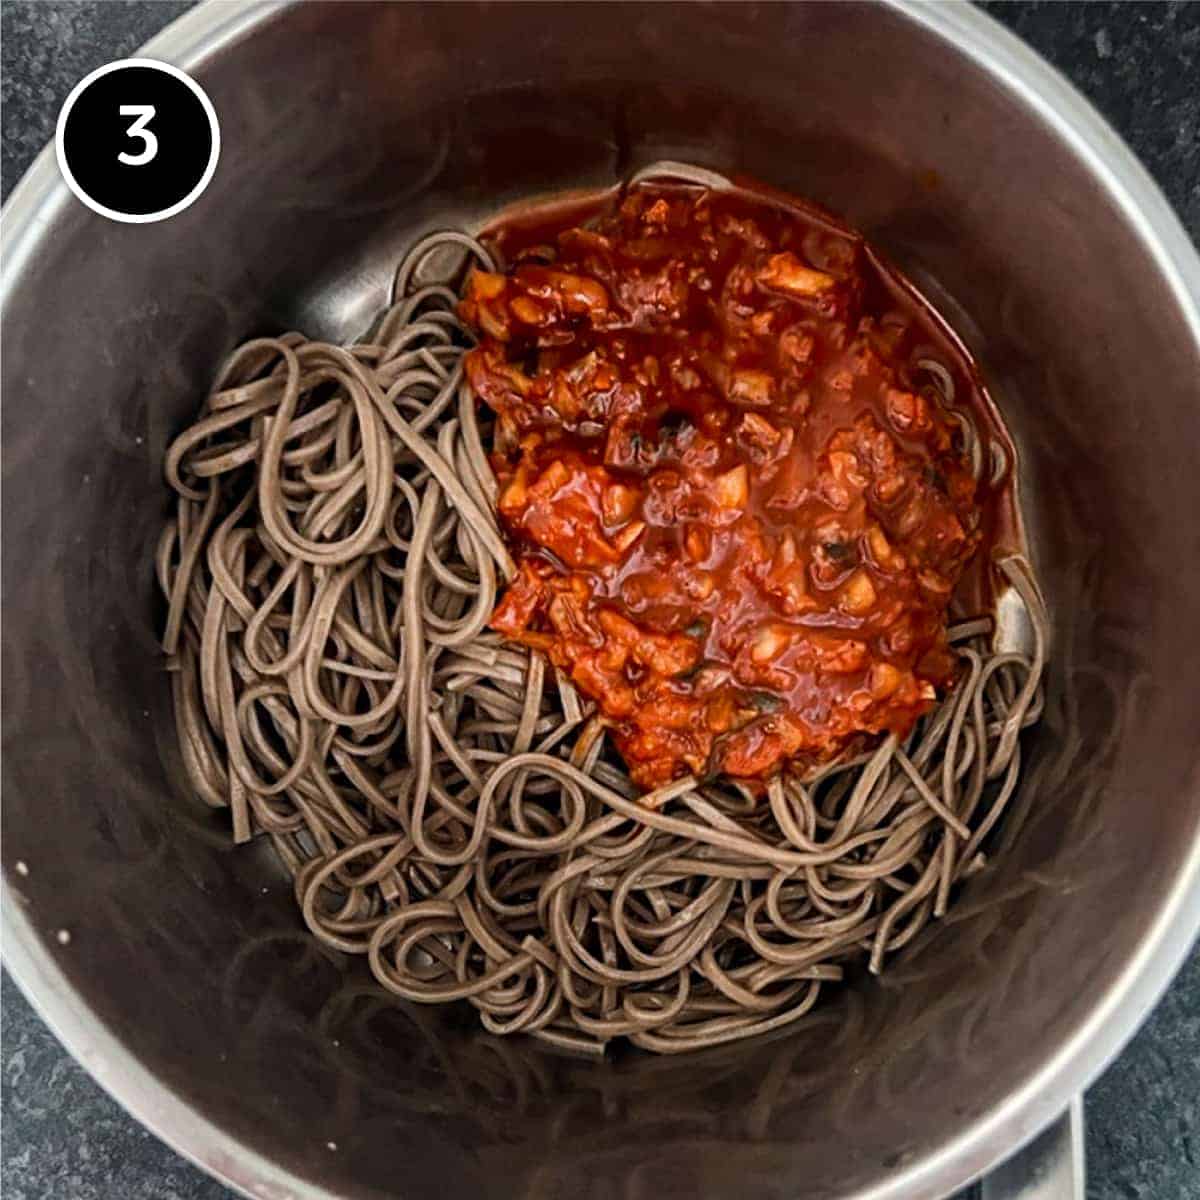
[{"x1": 3, "y1": 3, "x2": 1199, "y2": 1199}]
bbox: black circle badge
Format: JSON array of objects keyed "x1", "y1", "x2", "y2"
[{"x1": 55, "y1": 58, "x2": 220, "y2": 224}]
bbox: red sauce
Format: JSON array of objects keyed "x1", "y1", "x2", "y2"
[{"x1": 460, "y1": 180, "x2": 1014, "y2": 790}]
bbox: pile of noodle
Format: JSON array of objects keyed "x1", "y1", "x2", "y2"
[{"x1": 158, "y1": 227, "x2": 1046, "y2": 1055}]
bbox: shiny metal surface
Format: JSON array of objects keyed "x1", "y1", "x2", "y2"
[
  {"x1": 982, "y1": 1103, "x2": 1085, "y2": 1200},
  {"x1": 3, "y1": 3, "x2": 1199, "y2": 1200}
]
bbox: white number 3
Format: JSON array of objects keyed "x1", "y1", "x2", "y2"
[{"x1": 117, "y1": 105, "x2": 158, "y2": 165}]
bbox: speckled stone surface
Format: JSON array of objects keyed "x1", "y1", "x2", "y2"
[{"x1": 2, "y1": 3, "x2": 1197, "y2": 1199}]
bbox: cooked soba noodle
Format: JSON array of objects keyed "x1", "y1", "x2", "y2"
[{"x1": 158, "y1": 229, "x2": 1047, "y2": 1055}]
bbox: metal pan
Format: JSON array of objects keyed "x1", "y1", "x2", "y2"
[{"x1": 3, "y1": 3, "x2": 1199, "y2": 1198}]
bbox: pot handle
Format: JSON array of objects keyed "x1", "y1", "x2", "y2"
[{"x1": 978, "y1": 1098, "x2": 1085, "y2": 1200}]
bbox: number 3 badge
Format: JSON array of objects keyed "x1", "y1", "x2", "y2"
[{"x1": 56, "y1": 59, "x2": 220, "y2": 224}]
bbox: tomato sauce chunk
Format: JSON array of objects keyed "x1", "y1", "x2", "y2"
[{"x1": 463, "y1": 181, "x2": 1005, "y2": 791}]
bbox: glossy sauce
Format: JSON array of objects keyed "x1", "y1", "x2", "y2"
[{"x1": 460, "y1": 180, "x2": 1016, "y2": 790}]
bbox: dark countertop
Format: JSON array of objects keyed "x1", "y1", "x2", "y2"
[{"x1": 2, "y1": 3, "x2": 1197, "y2": 1198}]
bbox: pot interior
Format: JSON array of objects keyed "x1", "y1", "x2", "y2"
[{"x1": 4, "y1": 4, "x2": 1199, "y2": 1198}]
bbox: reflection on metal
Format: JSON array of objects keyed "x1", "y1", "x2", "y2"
[{"x1": 994, "y1": 580, "x2": 1036, "y2": 658}]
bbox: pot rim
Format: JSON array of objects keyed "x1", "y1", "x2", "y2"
[{"x1": 2, "y1": 3, "x2": 1198, "y2": 1198}]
